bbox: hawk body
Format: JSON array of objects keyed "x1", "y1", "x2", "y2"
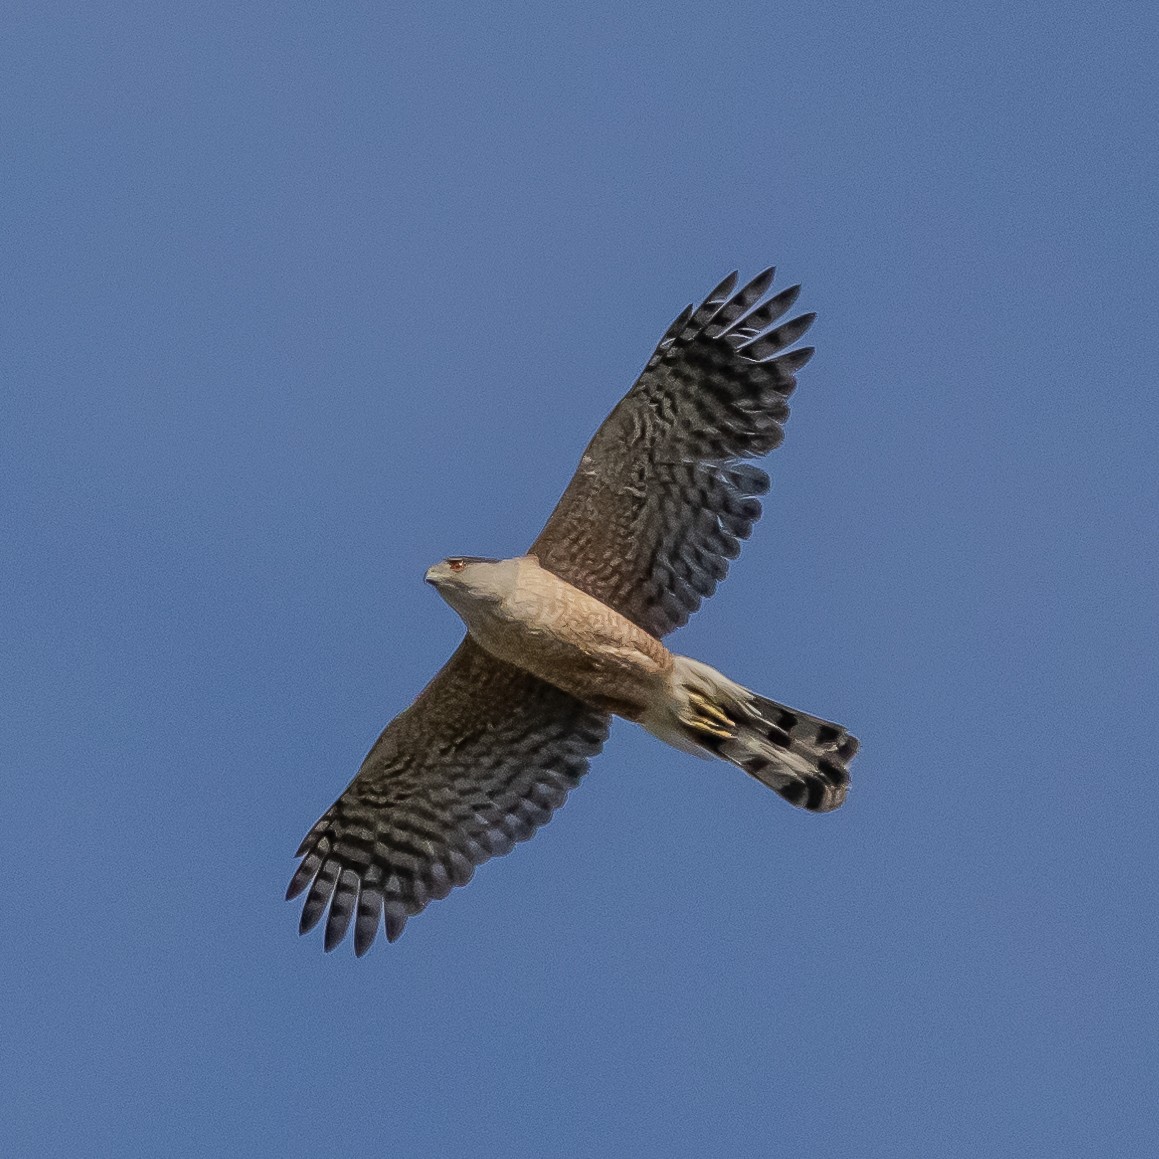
[
  {"x1": 288, "y1": 268, "x2": 859, "y2": 952},
  {"x1": 426, "y1": 555, "x2": 673, "y2": 720}
]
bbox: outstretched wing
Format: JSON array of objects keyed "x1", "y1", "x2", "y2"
[
  {"x1": 531, "y1": 268, "x2": 815, "y2": 638},
  {"x1": 287, "y1": 637, "x2": 609, "y2": 953}
]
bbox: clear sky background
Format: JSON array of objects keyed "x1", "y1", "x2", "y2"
[{"x1": 4, "y1": 3, "x2": 1157, "y2": 1156}]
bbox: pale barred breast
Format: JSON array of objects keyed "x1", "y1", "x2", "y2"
[{"x1": 479, "y1": 557, "x2": 673, "y2": 717}]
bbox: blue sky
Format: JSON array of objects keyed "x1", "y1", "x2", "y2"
[{"x1": 4, "y1": 2, "x2": 1157, "y2": 1155}]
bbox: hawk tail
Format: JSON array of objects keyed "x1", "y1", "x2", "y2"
[{"x1": 642, "y1": 655, "x2": 858, "y2": 812}]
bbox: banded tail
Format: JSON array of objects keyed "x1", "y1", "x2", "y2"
[{"x1": 641, "y1": 655, "x2": 858, "y2": 812}]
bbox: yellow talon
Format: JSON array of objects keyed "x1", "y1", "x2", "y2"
[
  {"x1": 688, "y1": 692, "x2": 734, "y2": 728},
  {"x1": 693, "y1": 720, "x2": 735, "y2": 739}
]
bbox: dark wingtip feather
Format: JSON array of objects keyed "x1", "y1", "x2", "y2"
[
  {"x1": 703, "y1": 267, "x2": 779, "y2": 337},
  {"x1": 704, "y1": 270, "x2": 739, "y2": 306},
  {"x1": 286, "y1": 843, "x2": 326, "y2": 900},
  {"x1": 353, "y1": 888, "x2": 383, "y2": 956},
  {"x1": 384, "y1": 906, "x2": 408, "y2": 943},
  {"x1": 779, "y1": 311, "x2": 817, "y2": 343},
  {"x1": 295, "y1": 831, "x2": 318, "y2": 858},
  {"x1": 724, "y1": 463, "x2": 770, "y2": 496},
  {"x1": 722, "y1": 285, "x2": 804, "y2": 341},
  {"x1": 740, "y1": 312, "x2": 817, "y2": 361},
  {"x1": 680, "y1": 272, "x2": 740, "y2": 340},
  {"x1": 778, "y1": 346, "x2": 815, "y2": 371},
  {"x1": 752, "y1": 283, "x2": 802, "y2": 328},
  {"x1": 322, "y1": 869, "x2": 359, "y2": 951},
  {"x1": 299, "y1": 857, "x2": 340, "y2": 934},
  {"x1": 748, "y1": 266, "x2": 776, "y2": 295},
  {"x1": 299, "y1": 898, "x2": 325, "y2": 936},
  {"x1": 647, "y1": 304, "x2": 695, "y2": 367}
]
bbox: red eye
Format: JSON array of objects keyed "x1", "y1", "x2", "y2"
[{"x1": 448, "y1": 558, "x2": 466, "y2": 572}]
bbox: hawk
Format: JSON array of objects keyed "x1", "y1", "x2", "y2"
[{"x1": 287, "y1": 267, "x2": 859, "y2": 953}]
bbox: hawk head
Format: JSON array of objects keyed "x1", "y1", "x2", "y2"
[
  {"x1": 424, "y1": 555, "x2": 528, "y2": 620},
  {"x1": 425, "y1": 556, "x2": 500, "y2": 585}
]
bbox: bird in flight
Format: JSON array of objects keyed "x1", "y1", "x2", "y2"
[{"x1": 287, "y1": 267, "x2": 858, "y2": 953}]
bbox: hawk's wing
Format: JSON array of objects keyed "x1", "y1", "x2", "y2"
[
  {"x1": 531, "y1": 268, "x2": 815, "y2": 638},
  {"x1": 287, "y1": 637, "x2": 609, "y2": 953}
]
